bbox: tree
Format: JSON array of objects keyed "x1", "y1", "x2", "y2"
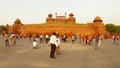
[
  {"x1": 106, "y1": 24, "x2": 120, "y2": 33},
  {"x1": 0, "y1": 25, "x2": 7, "y2": 34},
  {"x1": 117, "y1": 26, "x2": 120, "y2": 33}
]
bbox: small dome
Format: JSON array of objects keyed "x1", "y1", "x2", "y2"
[
  {"x1": 93, "y1": 16, "x2": 103, "y2": 22},
  {"x1": 48, "y1": 13, "x2": 53, "y2": 17},
  {"x1": 14, "y1": 19, "x2": 21, "y2": 24},
  {"x1": 94, "y1": 16, "x2": 101, "y2": 21},
  {"x1": 69, "y1": 13, "x2": 74, "y2": 17}
]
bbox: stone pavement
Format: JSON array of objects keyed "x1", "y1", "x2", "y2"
[{"x1": 0, "y1": 37, "x2": 120, "y2": 68}]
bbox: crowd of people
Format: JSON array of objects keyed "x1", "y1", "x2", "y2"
[{"x1": 2, "y1": 32, "x2": 119, "y2": 59}]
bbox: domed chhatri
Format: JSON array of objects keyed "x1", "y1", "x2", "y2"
[
  {"x1": 14, "y1": 19, "x2": 22, "y2": 24},
  {"x1": 48, "y1": 13, "x2": 53, "y2": 17},
  {"x1": 12, "y1": 19, "x2": 22, "y2": 34},
  {"x1": 46, "y1": 13, "x2": 54, "y2": 23},
  {"x1": 69, "y1": 13, "x2": 74, "y2": 17},
  {"x1": 93, "y1": 16, "x2": 103, "y2": 22},
  {"x1": 67, "y1": 13, "x2": 76, "y2": 23}
]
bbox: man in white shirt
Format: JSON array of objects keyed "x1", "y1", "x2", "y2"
[
  {"x1": 46, "y1": 34, "x2": 49, "y2": 43},
  {"x1": 112, "y1": 35, "x2": 115, "y2": 44},
  {"x1": 72, "y1": 35, "x2": 75, "y2": 44},
  {"x1": 49, "y1": 32, "x2": 58, "y2": 58}
]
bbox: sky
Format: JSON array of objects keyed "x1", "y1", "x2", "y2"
[{"x1": 0, "y1": 0, "x2": 120, "y2": 25}]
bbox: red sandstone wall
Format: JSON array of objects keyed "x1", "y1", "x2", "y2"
[
  {"x1": 21, "y1": 25, "x2": 96, "y2": 37},
  {"x1": 8, "y1": 23, "x2": 105, "y2": 39}
]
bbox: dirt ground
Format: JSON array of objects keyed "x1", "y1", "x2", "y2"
[{"x1": 0, "y1": 37, "x2": 120, "y2": 68}]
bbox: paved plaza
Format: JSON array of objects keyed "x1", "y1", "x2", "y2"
[{"x1": 0, "y1": 37, "x2": 120, "y2": 68}]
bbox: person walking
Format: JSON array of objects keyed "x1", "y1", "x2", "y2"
[
  {"x1": 95, "y1": 35, "x2": 100, "y2": 49},
  {"x1": 33, "y1": 39, "x2": 38, "y2": 49},
  {"x1": 79, "y1": 34, "x2": 82, "y2": 44},
  {"x1": 3, "y1": 32, "x2": 9, "y2": 47},
  {"x1": 46, "y1": 34, "x2": 49, "y2": 44},
  {"x1": 11, "y1": 36, "x2": 16, "y2": 46},
  {"x1": 62, "y1": 35, "x2": 66, "y2": 42},
  {"x1": 29, "y1": 33, "x2": 32, "y2": 42},
  {"x1": 49, "y1": 32, "x2": 58, "y2": 58},
  {"x1": 72, "y1": 35, "x2": 76, "y2": 44},
  {"x1": 56, "y1": 34, "x2": 61, "y2": 54},
  {"x1": 112, "y1": 35, "x2": 115, "y2": 44},
  {"x1": 114, "y1": 36, "x2": 118, "y2": 45},
  {"x1": 40, "y1": 34, "x2": 44, "y2": 43}
]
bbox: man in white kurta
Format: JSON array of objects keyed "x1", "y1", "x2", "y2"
[{"x1": 49, "y1": 32, "x2": 58, "y2": 58}]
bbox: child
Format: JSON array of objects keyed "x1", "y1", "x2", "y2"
[
  {"x1": 33, "y1": 39, "x2": 38, "y2": 49},
  {"x1": 11, "y1": 36, "x2": 16, "y2": 46}
]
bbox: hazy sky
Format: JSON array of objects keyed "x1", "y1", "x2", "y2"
[{"x1": 0, "y1": 0, "x2": 120, "y2": 25}]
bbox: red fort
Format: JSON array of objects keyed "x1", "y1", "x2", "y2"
[{"x1": 8, "y1": 13, "x2": 106, "y2": 38}]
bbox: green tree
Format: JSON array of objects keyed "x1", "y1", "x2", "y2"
[
  {"x1": 106, "y1": 24, "x2": 120, "y2": 33},
  {"x1": 117, "y1": 26, "x2": 120, "y2": 33},
  {"x1": 0, "y1": 25, "x2": 6, "y2": 34}
]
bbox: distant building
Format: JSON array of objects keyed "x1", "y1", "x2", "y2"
[
  {"x1": 46, "y1": 13, "x2": 76, "y2": 24},
  {"x1": 8, "y1": 14, "x2": 106, "y2": 39}
]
